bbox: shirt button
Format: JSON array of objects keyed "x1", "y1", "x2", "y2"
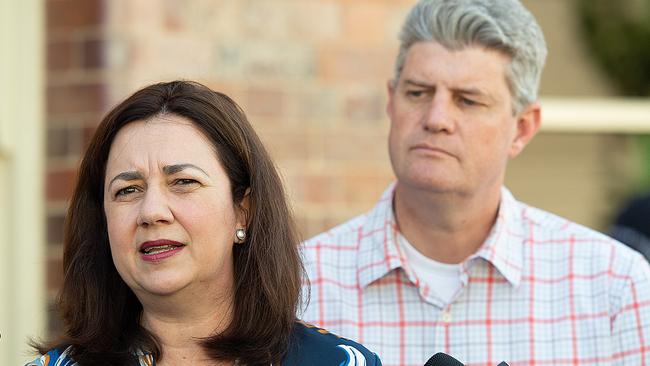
[{"x1": 441, "y1": 310, "x2": 452, "y2": 323}]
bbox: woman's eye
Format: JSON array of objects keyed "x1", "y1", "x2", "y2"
[
  {"x1": 174, "y1": 178, "x2": 199, "y2": 186},
  {"x1": 115, "y1": 186, "x2": 139, "y2": 197}
]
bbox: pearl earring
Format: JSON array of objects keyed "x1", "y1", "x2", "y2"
[{"x1": 235, "y1": 228, "x2": 246, "y2": 243}]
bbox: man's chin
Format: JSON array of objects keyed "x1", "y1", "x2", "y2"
[{"x1": 396, "y1": 176, "x2": 462, "y2": 195}]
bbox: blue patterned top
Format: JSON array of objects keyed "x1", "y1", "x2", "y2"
[{"x1": 26, "y1": 322, "x2": 382, "y2": 366}]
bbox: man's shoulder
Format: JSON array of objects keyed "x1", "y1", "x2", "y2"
[
  {"x1": 520, "y1": 201, "x2": 648, "y2": 268},
  {"x1": 283, "y1": 321, "x2": 382, "y2": 366},
  {"x1": 523, "y1": 202, "x2": 621, "y2": 242},
  {"x1": 303, "y1": 212, "x2": 370, "y2": 248}
]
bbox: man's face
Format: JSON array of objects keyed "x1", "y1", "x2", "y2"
[{"x1": 387, "y1": 41, "x2": 538, "y2": 197}]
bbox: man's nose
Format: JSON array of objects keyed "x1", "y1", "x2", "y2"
[{"x1": 422, "y1": 96, "x2": 456, "y2": 134}]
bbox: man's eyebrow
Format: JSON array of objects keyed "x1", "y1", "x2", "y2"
[
  {"x1": 162, "y1": 163, "x2": 209, "y2": 177},
  {"x1": 451, "y1": 86, "x2": 489, "y2": 96},
  {"x1": 403, "y1": 79, "x2": 492, "y2": 98},
  {"x1": 108, "y1": 171, "x2": 143, "y2": 190},
  {"x1": 403, "y1": 79, "x2": 435, "y2": 88}
]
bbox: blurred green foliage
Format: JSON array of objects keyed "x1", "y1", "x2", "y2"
[
  {"x1": 577, "y1": 0, "x2": 650, "y2": 189},
  {"x1": 639, "y1": 135, "x2": 650, "y2": 187},
  {"x1": 577, "y1": 0, "x2": 650, "y2": 96}
]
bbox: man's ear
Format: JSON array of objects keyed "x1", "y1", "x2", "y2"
[
  {"x1": 386, "y1": 79, "x2": 397, "y2": 119},
  {"x1": 509, "y1": 102, "x2": 541, "y2": 158}
]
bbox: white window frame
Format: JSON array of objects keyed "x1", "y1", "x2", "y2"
[
  {"x1": 0, "y1": 0, "x2": 46, "y2": 365},
  {"x1": 541, "y1": 97, "x2": 650, "y2": 134}
]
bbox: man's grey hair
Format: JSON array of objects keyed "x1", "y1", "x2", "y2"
[{"x1": 394, "y1": 0, "x2": 548, "y2": 113}]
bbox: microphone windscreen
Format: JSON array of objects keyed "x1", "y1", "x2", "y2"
[{"x1": 424, "y1": 352, "x2": 465, "y2": 366}]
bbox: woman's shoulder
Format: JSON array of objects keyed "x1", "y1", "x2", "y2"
[
  {"x1": 25, "y1": 347, "x2": 77, "y2": 366},
  {"x1": 282, "y1": 321, "x2": 382, "y2": 366},
  {"x1": 24, "y1": 347, "x2": 150, "y2": 366}
]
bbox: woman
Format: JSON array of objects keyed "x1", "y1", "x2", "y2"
[{"x1": 29, "y1": 81, "x2": 381, "y2": 366}]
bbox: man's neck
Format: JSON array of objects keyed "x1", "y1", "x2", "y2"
[{"x1": 393, "y1": 183, "x2": 502, "y2": 264}]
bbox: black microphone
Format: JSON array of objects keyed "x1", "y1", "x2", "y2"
[
  {"x1": 424, "y1": 353, "x2": 511, "y2": 366},
  {"x1": 424, "y1": 352, "x2": 465, "y2": 366}
]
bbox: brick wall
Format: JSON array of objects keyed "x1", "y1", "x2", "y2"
[
  {"x1": 44, "y1": 0, "x2": 410, "y2": 336},
  {"x1": 100, "y1": 0, "x2": 408, "y2": 235},
  {"x1": 45, "y1": 0, "x2": 635, "y2": 337},
  {"x1": 46, "y1": 0, "x2": 109, "y2": 334}
]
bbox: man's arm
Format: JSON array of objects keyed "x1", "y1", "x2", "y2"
[{"x1": 611, "y1": 254, "x2": 650, "y2": 365}]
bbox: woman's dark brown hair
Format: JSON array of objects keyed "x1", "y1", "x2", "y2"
[{"x1": 34, "y1": 81, "x2": 303, "y2": 365}]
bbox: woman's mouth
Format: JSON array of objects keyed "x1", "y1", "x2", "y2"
[{"x1": 139, "y1": 239, "x2": 186, "y2": 262}]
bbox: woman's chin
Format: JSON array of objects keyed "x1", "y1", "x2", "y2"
[{"x1": 133, "y1": 276, "x2": 192, "y2": 298}]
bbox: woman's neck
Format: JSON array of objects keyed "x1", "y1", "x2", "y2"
[{"x1": 140, "y1": 292, "x2": 235, "y2": 366}]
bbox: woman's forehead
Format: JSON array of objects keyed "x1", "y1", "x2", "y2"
[{"x1": 105, "y1": 115, "x2": 220, "y2": 175}]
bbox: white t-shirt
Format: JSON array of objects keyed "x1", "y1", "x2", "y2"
[{"x1": 397, "y1": 233, "x2": 462, "y2": 304}]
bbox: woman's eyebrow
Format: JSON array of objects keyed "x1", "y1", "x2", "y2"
[
  {"x1": 107, "y1": 164, "x2": 210, "y2": 190},
  {"x1": 163, "y1": 163, "x2": 209, "y2": 177},
  {"x1": 108, "y1": 171, "x2": 143, "y2": 190}
]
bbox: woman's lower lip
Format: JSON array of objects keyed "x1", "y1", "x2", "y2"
[{"x1": 140, "y1": 246, "x2": 184, "y2": 262}]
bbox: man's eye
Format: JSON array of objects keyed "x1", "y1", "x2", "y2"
[
  {"x1": 460, "y1": 98, "x2": 479, "y2": 107},
  {"x1": 406, "y1": 90, "x2": 425, "y2": 98},
  {"x1": 459, "y1": 96, "x2": 479, "y2": 107}
]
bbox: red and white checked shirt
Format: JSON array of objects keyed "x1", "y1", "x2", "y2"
[{"x1": 300, "y1": 185, "x2": 650, "y2": 366}]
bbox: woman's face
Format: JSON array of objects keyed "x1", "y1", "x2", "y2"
[{"x1": 103, "y1": 114, "x2": 245, "y2": 300}]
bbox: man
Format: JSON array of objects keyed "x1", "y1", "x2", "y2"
[{"x1": 300, "y1": 0, "x2": 650, "y2": 365}]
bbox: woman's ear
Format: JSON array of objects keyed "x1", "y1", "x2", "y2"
[{"x1": 235, "y1": 188, "x2": 251, "y2": 228}]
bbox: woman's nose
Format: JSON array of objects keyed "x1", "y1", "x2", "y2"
[{"x1": 136, "y1": 187, "x2": 174, "y2": 227}]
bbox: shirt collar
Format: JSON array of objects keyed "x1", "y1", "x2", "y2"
[
  {"x1": 356, "y1": 185, "x2": 525, "y2": 289},
  {"x1": 357, "y1": 184, "x2": 405, "y2": 288},
  {"x1": 470, "y1": 187, "x2": 525, "y2": 287}
]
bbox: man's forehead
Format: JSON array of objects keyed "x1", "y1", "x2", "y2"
[{"x1": 399, "y1": 42, "x2": 511, "y2": 91}]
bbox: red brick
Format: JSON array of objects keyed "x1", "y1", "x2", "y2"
[
  {"x1": 344, "y1": 92, "x2": 385, "y2": 121},
  {"x1": 47, "y1": 256, "x2": 64, "y2": 289},
  {"x1": 47, "y1": 125, "x2": 84, "y2": 158},
  {"x1": 46, "y1": 168, "x2": 78, "y2": 201},
  {"x1": 343, "y1": 2, "x2": 389, "y2": 45},
  {"x1": 47, "y1": 39, "x2": 75, "y2": 70},
  {"x1": 240, "y1": 88, "x2": 286, "y2": 119},
  {"x1": 318, "y1": 46, "x2": 394, "y2": 82},
  {"x1": 322, "y1": 130, "x2": 389, "y2": 162},
  {"x1": 47, "y1": 0, "x2": 104, "y2": 30},
  {"x1": 260, "y1": 131, "x2": 313, "y2": 162},
  {"x1": 82, "y1": 38, "x2": 106, "y2": 69},
  {"x1": 47, "y1": 83, "x2": 107, "y2": 116},
  {"x1": 305, "y1": 217, "x2": 331, "y2": 239},
  {"x1": 341, "y1": 168, "x2": 394, "y2": 205},
  {"x1": 293, "y1": 174, "x2": 343, "y2": 204},
  {"x1": 291, "y1": 89, "x2": 340, "y2": 120},
  {"x1": 47, "y1": 213, "x2": 66, "y2": 246}
]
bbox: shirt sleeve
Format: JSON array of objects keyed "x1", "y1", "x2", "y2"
[{"x1": 611, "y1": 254, "x2": 650, "y2": 365}]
